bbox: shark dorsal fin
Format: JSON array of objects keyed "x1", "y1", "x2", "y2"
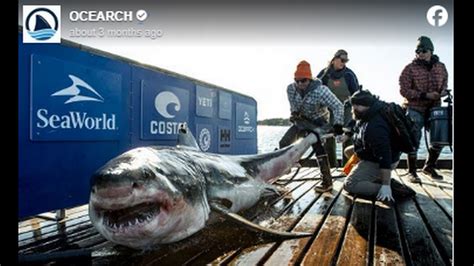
[{"x1": 177, "y1": 123, "x2": 201, "y2": 151}]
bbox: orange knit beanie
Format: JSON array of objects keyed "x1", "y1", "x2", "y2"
[{"x1": 294, "y1": 60, "x2": 312, "y2": 79}]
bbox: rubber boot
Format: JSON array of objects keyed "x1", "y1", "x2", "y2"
[
  {"x1": 323, "y1": 137, "x2": 338, "y2": 168},
  {"x1": 314, "y1": 155, "x2": 333, "y2": 192},
  {"x1": 407, "y1": 153, "x2": 421, "y2": 183},
  {"x1": 422, "y1": 148, "x2": 443, "y2": 180}
]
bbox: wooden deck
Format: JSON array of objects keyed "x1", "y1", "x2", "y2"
[{"x1": 18, "y1": 167, "x2": 453, "y2": 265}]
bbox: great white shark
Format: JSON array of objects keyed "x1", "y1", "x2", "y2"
[{"x1": 89, "y1": 125, "x2": 330, "y2": 249}]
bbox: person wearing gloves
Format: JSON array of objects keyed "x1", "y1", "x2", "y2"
[
  {"x1": 279, "y1": 60, "x2": 345, "y2": 193},
  {"x1": 399, "y1": 36, "x2": 449, "y2": 182},
  {"x1": 343, "y1": 90, "x2": 415, "y2": 201}
]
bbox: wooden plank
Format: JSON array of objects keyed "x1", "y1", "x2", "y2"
[
  {"x1": 437, "y1": 169, "x2": 452, "y2": 180},
  {"x1": 417, "y1": 173, "x2": 452, "y2": 218},
  {"x1": 373, "y1": 201, "x2": 405, "y2": 265},
  {"x1": 272, "y1": 167, "x2": 306, "y2": 182},
  {"x1": 274, "y1": 167, "x2": 317, "y2": 186},
  {"x1": 419, "y1": 171, "x2": 453, "y2": 185},
  {"x1": 20, "y1": 222, "x2": 95, "y2": 254},
  {"x1": 336, "y1": 198, "x2": 373, "y2": 266},
  {"x1": 395, "y1": 169, "x2": 452, "y2": 193},
  {"x1": 253, "y1": 180, "x2": 315, "y2": 224},
  {"x1": 19, "y1": 205, "x2": 89, "y2": 234},
  {"x1": 207, "y1": 180, "x2": 318, "y2": 265},
  {"x1": 19, "y1": 215, "x2": 91, "y2": 248},
  {"x1": 264, "y1": 180, "x2": 344, "y2": 265},
  {"x1": 142, "y1": 218, "x2": 295, "y2": 265},
  {"x1": 300, "y1": 190, "x2": 353, "y2": 265},
  {"x1": 395, "y1": 174, "x2": 452, "y2": 263},
  {"x1": 396, "y1": 197, "x2": 445, "y2": 265},
  {"x1": 19, "y1": 213, "x2": 90, "y2": 243},
  {"x1": 418, "y1": 171, "x2": 453, "y2": 198},
  {"x1": 227, "y1": 180, "x2": 327, "y2": 265},
  {"x1": 208, "y1": 168, "x2": 322, "y2": 264}
]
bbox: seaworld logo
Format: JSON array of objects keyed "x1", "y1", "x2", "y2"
[
  {"x1": 23, "y1": 5, "x2": 61, "y2": 43},
  {"x1": 51, "y1": 75, "x2": 104, "y2": 104}
]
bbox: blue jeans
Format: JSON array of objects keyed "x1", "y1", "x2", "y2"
[{"x1": 406, "y1": 108, "x2": 443, "y2": 154}]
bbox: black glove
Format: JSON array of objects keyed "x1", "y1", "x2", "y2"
[
  {"x1": 333, "y1": 124, "x2": 344, "y2": 135},
  {"x1": 289, "y1": 112, "x2": 301, "y2": 123}
]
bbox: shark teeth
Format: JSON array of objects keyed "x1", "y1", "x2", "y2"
[{"x1": 102, "y1": 202, "x2": 160, "y2": 230}]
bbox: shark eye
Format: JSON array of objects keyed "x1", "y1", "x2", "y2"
[{"x1": 142, "y1": 169, "x2": 155, "y2": 180}]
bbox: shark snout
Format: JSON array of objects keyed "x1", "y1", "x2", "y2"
[
  {"x1": 92, "y1": 185, "x2": 133, "y2": 198},
  {"x1": 91, "y1": 181, "x2": 145, "y2": 199}
]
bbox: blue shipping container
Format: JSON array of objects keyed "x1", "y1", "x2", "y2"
[{"x1": 18, "y1": 32, "x2": 258, "y2": 219}]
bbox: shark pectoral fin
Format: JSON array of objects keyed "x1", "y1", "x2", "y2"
[{"x1": 209, "y1": 202, "x2": 312, "y2": 239}]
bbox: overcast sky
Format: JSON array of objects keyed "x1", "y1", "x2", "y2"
[{"x1": 19, "y1": 0, "x2": 454, "y2": 120}]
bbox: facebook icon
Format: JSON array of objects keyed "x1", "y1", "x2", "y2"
[{"x1": 427, "y1": 5, "x2": 448, "y2": 27}]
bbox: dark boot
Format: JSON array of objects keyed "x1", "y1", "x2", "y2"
[
  {"x1": 422, "y1": 148, "x2": 443, "y2": 180},
  {"x1": 407, "y1": 154, "x2": 421, "y2": 183},
  {"x1": 323, "y1": 137, "x2": 338, "y2": 168},
  {"x1": 314, "y1": 155, "x2": 333, "y2": 192}
]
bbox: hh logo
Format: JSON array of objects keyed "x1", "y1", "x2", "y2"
[
  {"x1": 220, "y1": 129, "x2": 231, "y2": 142},
  {"x1": 155, "y1": 91, "x2": 181, "y2": 118},
  {"x1": 23, "y1": 5, "x2": 61, "y2": 43},
  {"x1": 51, "y1": 75, "x2": 104, "y2": 104}
]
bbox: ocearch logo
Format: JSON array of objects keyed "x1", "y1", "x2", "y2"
[
  {"x1": 51, "y1": 75, "x2": 104, "y2": 104},
  {"x1": 23, "y1": 5, "x2": 61, "y2": 43},
  {"x1": 155, "y1": 91, "x2": 181, "y2": 118}
]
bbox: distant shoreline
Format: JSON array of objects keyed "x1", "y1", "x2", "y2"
[{"x1": 257, "y1": 118, "x2": 291, "y2": 126}]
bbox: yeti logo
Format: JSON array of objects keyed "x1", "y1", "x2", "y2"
[
  {"x1": 51, "y1": 75, "x2": 104, "y2": 104},
  {"x1": 155, "y1": 91, "x2": 181, "y2": 119}
]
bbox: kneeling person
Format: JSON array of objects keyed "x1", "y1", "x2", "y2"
[{"x1": 343, "y1": 90, "x2": 415, "y2": 201}]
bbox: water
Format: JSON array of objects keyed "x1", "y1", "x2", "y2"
[{"x1": 257, "y1": 125, "x2": 453, "y2": 160}]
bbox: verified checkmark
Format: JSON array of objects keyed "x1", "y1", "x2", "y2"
[{"x1": 136, "y1": 10, "x2": 148, "y2": 21}]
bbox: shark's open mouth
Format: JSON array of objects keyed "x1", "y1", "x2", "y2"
[{"x1": 99, "y1": 202, "x2": 160, "y2": 230}]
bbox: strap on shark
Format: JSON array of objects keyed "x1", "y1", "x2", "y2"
[{"x1": 209, "y1": 201, "x2": 312, "y2": 239}]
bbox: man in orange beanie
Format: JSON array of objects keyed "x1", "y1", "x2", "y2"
[{"x1": 279, "y1": 60, "x2": 345, "y2": 192}]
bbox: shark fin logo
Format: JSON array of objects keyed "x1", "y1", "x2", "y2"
[
  {"x1": 155, "y1": 91, "x2": 181, "y2": 118},
  {"x1": 52, "y1": 75, "x2": 104, "y2": 104},
  {"x1": 23, "y1": 5, "x2": 61, "y2": 43}
]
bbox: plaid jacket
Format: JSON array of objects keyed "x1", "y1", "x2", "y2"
[
  {"x1": 399, "y1": 57, "x2": 448, "y2": 113},
  {"x1": 287, "y1": 79, "x2": 344, "y2": 125}
]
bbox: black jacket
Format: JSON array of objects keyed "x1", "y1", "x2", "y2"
[{"x1": 352, "y1": 101, "x2": 401, "y2": 169}]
